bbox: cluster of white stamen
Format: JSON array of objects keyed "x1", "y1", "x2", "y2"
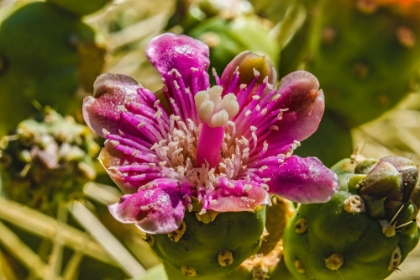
[
  {"x1": 194, "y1": 86, "x2": 239, "y2": 127},
  {"x1": 219, "y1": 122, "x2": 273, "y2": 191},
  {"x1": 150, "y1": 117, "x2": 199, "y2": 171},
  {"x1": 125, "y1": 72, "x2": 302, "y2": 209},
  {"x1": 141, "y1": 113, "x2": 276, "y2": 208}
]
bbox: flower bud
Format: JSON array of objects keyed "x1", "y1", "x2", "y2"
[{"x1": 0, "y1": 108, "x2": 99, "y2": 212}]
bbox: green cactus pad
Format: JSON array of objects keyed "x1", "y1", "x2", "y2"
[
  {"x1": 0, "y1": 2, "x2": 105, "y2": 135},
  {"x1": 150, "y1": 208, "x2": 266, "y2": 278},
  {"x1": 307, "y1": 0, "x2": 420, "y2": 126},
  {"x1": 283, "y1": 156, "x2": 420, "y2": 279},
  {"x1": 47, "y1": 0, "x2": 112, "y2": 17},
  {"x1": 283, "y1": 190, "x2": 413, "y2": 279},
  {"x1": 162, "y1": 261, "x2": 254, "y2": 280}
]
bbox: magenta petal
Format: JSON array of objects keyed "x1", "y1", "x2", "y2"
[
  {"x1": 146, "y1": 33, "x2": 210, "y2": 86},
  {"x1": 207, "y1": 187, "x2": 271, "y2": 212},
  {"x1": 145, "y1": 33, "x2": 210, "y2": 122},
  {"x1": 108, "y1": 186, "x2": 186, "y2": 234},
  {"x1": 266, "y1": 71, "x2": 325, "y2": 151},
  {"x1": 264, "y1": 156, "x2": 339, "y2": 203},
  {"x1": 83, "y1": 73, "x2": 148, "y2": 138},
  {"x1": 204, "y1": 178, "x2": 271, "y2": 212},
  {"x1": 98, "y1": 141, "x2": 161, "y2": 194}
]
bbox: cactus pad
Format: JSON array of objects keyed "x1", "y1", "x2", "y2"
[
  {"x1": 149, "y1": 208, "x2": 266, "y2": 278},
  {"x1": 282, "y1": 156, "x2": 420, "y2": 279}
]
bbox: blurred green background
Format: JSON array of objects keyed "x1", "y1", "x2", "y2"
[{"x1": 1, "y1": 0, "x2": 420, "y2": 279}]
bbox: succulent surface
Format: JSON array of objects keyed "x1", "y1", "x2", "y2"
[
  {"x1": 0, "y1": 2, "x2": 105, "y2": 134},
  {"x1": 150, "y1": 208, "x2": 266, "y2": 277},
  {"x1": 307, "y1": 0, "x2": 420, "y2": 125},
  {"x1": 283, "y1": 155, "x2": 420, "y2": 279}
]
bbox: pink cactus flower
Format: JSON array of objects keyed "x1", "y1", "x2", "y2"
[{"x1": 83, "y1": 33, "x2": 339, "y2": 234}]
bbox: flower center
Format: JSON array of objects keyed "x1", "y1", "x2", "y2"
[
  {"x1": 194, "y1": 86, "x2": 239, "y2": 168},
  {"x1": 150, "y1": 115, "x2": 267, "y2": 211}
]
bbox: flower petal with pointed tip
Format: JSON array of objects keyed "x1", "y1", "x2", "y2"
[
  {"x1": 266, "y1": 71, "x2": 325, "y2": 152},
  {"x1": 263, "y1": 156, "x2": 339, "y2": 203},
  {"x1": 98, "y1": 141, "x2": 161, "y2": 194},
  {"x1": 207, "y1": 195, "x2": 270, "y2": 212},
  {"x1": 108, "y1": 186, "x2": 185, "y2": 234},
  {"x1": 146, "y1": 33, "x2": 210, "y2": 122},
  {"x1": 146, "y1": 32, "x2": 210, "y2": 91},
  {"x1": 220, "y1": 51, "x2": 277, "y2": 93},
  {"x1": 203, "y1": 178, "x2": 271, "y2": 212},
  {"x1": 83, "y1": 73, "x2": 148, "y2": 138}
]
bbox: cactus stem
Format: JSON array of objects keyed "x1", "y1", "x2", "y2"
[
  {"x1": 325, "y1": 253, "x2": 344, "y2": 270},
  {"x1": 181, "y1": 265, "x2": 197, "y2": 277},
  {"x1": 294, "y1": 260, "x2": 306, "y2": 274},
  {"x1": 343, "y1": 195, "x2": 366, "y2": 213},
  {"x1": 294, "y1": 218, "x2": 308, "y2": 234},
  {"x1": 387, "y1": 247, "x2": 401, "y2": 271},
  {"x1": 167, "y1": 221, "x2": 187, "y2": 242},
  {"x1": 217, "y1": 250, "x2": 234, "y2": 267}
]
